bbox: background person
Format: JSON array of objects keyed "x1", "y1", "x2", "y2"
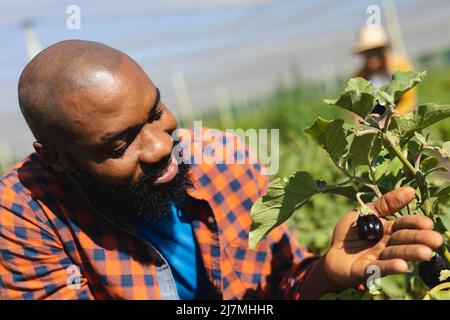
[{"x1": 353, "y1": 26, "x2": 417, "y2": 115}]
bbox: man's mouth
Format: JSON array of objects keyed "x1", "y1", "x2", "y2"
[{"x1": 153, "y1": 155, "x2": 179, "y2": 186}]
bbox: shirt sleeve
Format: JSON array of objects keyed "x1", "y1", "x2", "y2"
[
  {"x1": 249, "y1": 146, "x2": 322, "y2": 299},
  {"x1": 0, "y1": 188, "x2": 94, "y2": 300},
  {"x1": 263, "y1": 222, "x2": 321, "y2": 299}
]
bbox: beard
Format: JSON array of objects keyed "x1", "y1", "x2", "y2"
[{"x1": 67, "y1": 155, "x2": 193, "y2": 222}]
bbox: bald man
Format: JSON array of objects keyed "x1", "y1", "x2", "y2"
[{"x1": 0, "y1": 40, "x2": 443, "y2": 300}]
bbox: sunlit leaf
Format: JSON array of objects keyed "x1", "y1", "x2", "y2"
[
  {"x1": 348, "y1": 133, "x2": 381, "y2": 167},
  {"x1": 249, "y1": 172, "x2": 323, "y2": 249},
  {"x1": 433, "y1": 142, "x2": 450, "y2": 159},
  {"x1": 389, "y1": 104, "x2": 450, "y2": 145},
  {"x1": 375, "y1": 156, "x2": 404, "y2": 191},
  {"x1": 414, "y1": 132, "x2": 428, "y2": 145},
  {"x1": 324, "y1": 78, "x2": 376, "y2": 118},
  {"x1": 378, "y1": 70, "x2": 426, "y2": 106},
  {"x1": 428, "y1": 290, "x2": 450, "y2": 300},
  {"x1": 304, "y1": 117, "x2": 348, "y2": 159},
  {"x1": 420, "y1": 156, "x2": 440, "y2": 173}
]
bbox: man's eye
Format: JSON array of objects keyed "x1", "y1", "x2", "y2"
[
  {"x1": 148, "y1": 105, "x2": 163, "y2": 123},
  {"x1": 110, "y1": 144, "x2": 128, "y2": 158}
]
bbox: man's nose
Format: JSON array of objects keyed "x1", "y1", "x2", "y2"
[{"x1": 138, "y1": 125, "x2": 173, "y2": 166}]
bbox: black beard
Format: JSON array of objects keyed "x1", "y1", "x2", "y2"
[{"x1": 68, "y1": 158, "x2": 193, "y2": 222}]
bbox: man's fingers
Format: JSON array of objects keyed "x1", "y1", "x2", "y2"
[
  {"x1": 373, "y1": 259, "x2": 409, "y2": 276},
  {"x1": 388, "y1": 229, "x2": 443, "y2": 248},
  {"x1": 379, "y1": 244, "x2": 434, "y2": 261},
  {"x1": 369, "y1": 187, "x2": 416, "y2": 218},
  {"x1": 391, "y1": 215, "x2": 434, "y2": 232}
]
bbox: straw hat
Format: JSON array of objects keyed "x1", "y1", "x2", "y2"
[{"x1": 353, "y1": 27, "x2": 390, "y2": 53}]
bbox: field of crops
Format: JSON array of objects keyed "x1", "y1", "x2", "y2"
[{"x1": 1, "y1": 66, "x2": 449, "y2": 299}]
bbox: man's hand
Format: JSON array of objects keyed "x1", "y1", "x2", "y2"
[{"x1": 323, "y1": 186, "x2": 443, "y2": 288}]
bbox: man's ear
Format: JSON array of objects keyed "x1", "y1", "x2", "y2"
[{"x1": 33, "y1": 141, "x2": 73, "y2": 173}]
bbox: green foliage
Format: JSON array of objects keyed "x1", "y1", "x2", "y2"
[
  {"x1": 324, "y1": 77, "x2": 376, "y2": 118},
  {"x1": 304, "y1": 118, "x2": 348, "y2": 159},
  {"x1": 248, "y1": 69, "x2": 450, "y2": 299},
  {"x1": 249, "y1": 172, "x2": 324, "y2": 249},
  {"x1": 198, "y1": 66, "x2": 450, "y2": 299},
  {"x1": 389, "y1": 103, "x2": 450, "y2": 146},
  {"x1": 378, "y1": 70, "x2": 427, "y2": 106}
]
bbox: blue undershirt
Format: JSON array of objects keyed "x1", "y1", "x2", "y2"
[{"x1": 131, "y1": 201, "x2": 212, "y2": 300}]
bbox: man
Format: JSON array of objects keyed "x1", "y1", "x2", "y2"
[
  {"x1": 353, "y1": 27, "x2": 417, "y2": 115},
  {"x1": 0, "y1": 40, "x2": 443, "y2": 300}
]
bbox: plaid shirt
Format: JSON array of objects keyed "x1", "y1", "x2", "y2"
[{"x1": 0, "y1": 129, "x2": 317, "y2": 300}]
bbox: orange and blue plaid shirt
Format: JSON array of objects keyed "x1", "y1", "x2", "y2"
[{"x1": 0, "y1": 129, "x2": 317, "y2": 300}]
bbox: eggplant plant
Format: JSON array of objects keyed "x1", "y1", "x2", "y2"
[{"x1": 249, "y1": 70, "x2": 450, "y2": 299}]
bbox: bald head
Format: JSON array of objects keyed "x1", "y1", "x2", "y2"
[
  {"x1": 18, "y1": 40, "x2": 144, "y2": 144},
  {"x1": 17, "y1": 39, "x2": 179, "y2": 192}
]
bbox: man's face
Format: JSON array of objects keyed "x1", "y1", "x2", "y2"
[{"x1": 52, "y1": 58, "x2": 192, "y2": 221}]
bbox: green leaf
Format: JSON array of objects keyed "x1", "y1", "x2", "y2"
[
  {"x1": 375, "y1": 155, "x2": 403, "y2": 180},
  {"x1": 421, "y1": 141, "x2": 450, "y2": 161},
  {"x1": 370, "y1": 135, "x2": 383, "y2": 160},
  {"x1": 443, "y1": 142, "x2": 450, "y2": 157},
  {"x1": 249, "y1": 172, "x2": 322, "y2": 249},
  {"x1": 304, "y1": 118, "x2": 348, "y2": 159},
  {"x1": 414, "y1": 132, "x2": 428, "y2": 145},
  {"x1": 376, "y1": 90, "x2": 395, "y2": 107},
  {"x1": 324, "y1": 78, "x2": 376, "y2": 118},
  {"x1": 379, "y1": 274, "x2": 408, "y2": 299},
  {"x1": 389, "y1": 104, "x2": 450, "y2": 145},
  {"x1": 323, "y1": 185, "x2": 357, "y2": 200},
  {"x1": 433, "y1": 142, "x2": 450, "y2": 159},
  {"x1": 432, "y1": 185, "x2": 450, "y2": 206},
  {"x1": 420, "y1": 156, "x2": 440, "y2": 173},
  {"x1": 378, "y1": 70, "x2": 426, "y2": 106},
  {"x1": 428, "y1": 290, "x2": 450, "y2": 300},
  {"x1": 348, "y1": 133, "x2": 381, "y2": 167},
  {"x1": 346, "y1": 77, "x2": 376, "y2": 94},
  {"x1": 375, "y1": 156, "x2": 404, "y2": 190},
  {"x1": 407, "y1": 140, "x2": 421, "y2": 154},
  {"x1": 319, "y1": 288, "x2": 367, "y2": 300}
]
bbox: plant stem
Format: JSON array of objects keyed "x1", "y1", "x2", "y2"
[
  {"x1": 321, "y1": 179, "x2": 353, "y2": 192},
  {"x1": 415, "y1": 144, "x2": 424, "y2": 171},
  {"x1": 356, "y1": 129, "x2": 380, "y2": 137},
  {"x1": 382, "y1": 108, "x2": 394, "y2": 134},
  {"x1": 356, "y1": 192, "x2": 367, "y2": 208},
  {"x1": 331, "y1": 158, "x2": 382, "y2": 197},
  {"x1": 368, "y1": 160, "x2": 383, "y2": 198},
  {"x1": 382, "y1": 133, "x2": 417, "y2": 176},
  {"x1": 382, "y1": 132, "x2": 450, "y2": 265}
]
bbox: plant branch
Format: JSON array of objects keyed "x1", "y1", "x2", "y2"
[
  {"x1": 382, "y1": 133, "x2": 417, "y2": 176},
  {"x1": 382, "y1": 132, "x2": 450, "y2": 265},
  {"x1": 423, "y1": 282, "x2": 450, "y2": 300},
  {"x1": 415, "y1": 143, "x2": 425, "y2": 171},
  {"x1": 331, "y1": 158, "x2": 382, "y2": 198},
  {"x1": 367, "y1": 157, "x2": 383, "y2": 198}
]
